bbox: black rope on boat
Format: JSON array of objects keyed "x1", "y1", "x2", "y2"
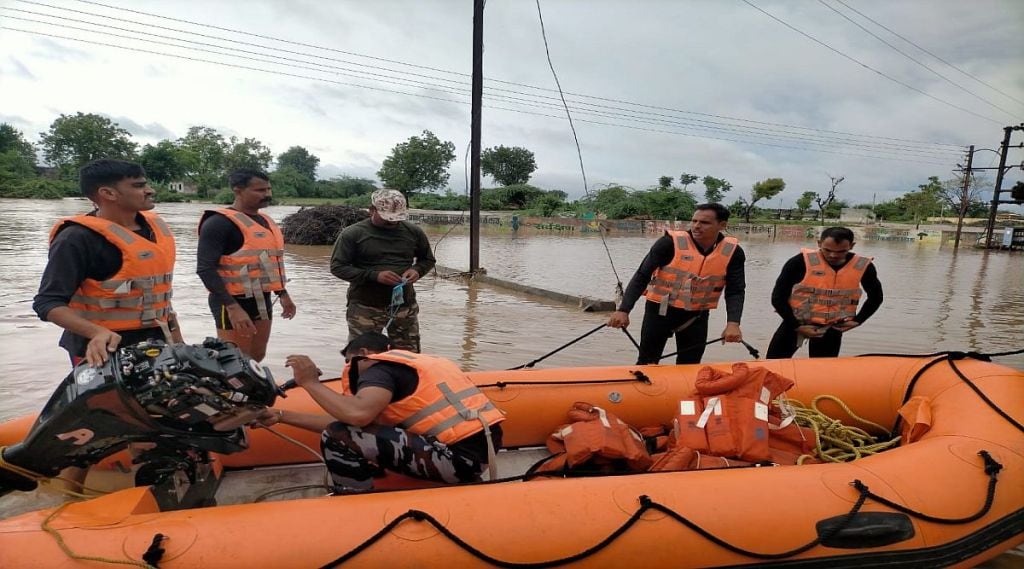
[
  {"x1": 889, "y1": 351, "x2": 1024, "y2": 437},
  {"x1": 658, "y1": 338, "x2": 720, "y2": 362},
  {"x1": 850, "y1": 451, "x2": 1003, "y2": 524},
  {"x1": 319, "y1": 453, "x2": 1002, "y2": 567},
  {"x1": 478, "y1": 376, "x2": 649, "y2": 390},
  {"x1": 507, "y1": 324, "x2": 607, "y2": 370}
]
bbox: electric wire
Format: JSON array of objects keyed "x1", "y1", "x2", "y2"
[
  {"x1": 18, "y1": 0, "x2": 971, "y2": 149},
  {"x1": 0, "y1": 25, "x2": 957, "y2": 167},
  {"x1": 817, "y1": 0, "x2": 1019, "y2": 119},
  {"x1": 741, "y1": 0, "x2": 1003, "y2": 125},
  {"x1": 834, "y1": 0, "x2": 1024, "y2": 108},
  {"x1": 2, "y1": 5, "x2": 961, "y2": 158}
]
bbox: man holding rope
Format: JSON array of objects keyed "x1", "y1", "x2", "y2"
[
  {"x1": 330, "y1": 189, "x2": 435, "y2": 352},
  {"x1": 607, "y1": 203, "x2": 746, "y2": 364}
]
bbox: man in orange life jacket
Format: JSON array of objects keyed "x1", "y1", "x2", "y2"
[
  {"x1": 256, "y1": 333, "x2": 504, "y2": 492},
  {"x1": 766, "y1": 226, "x2": 883, "y2": 359},
  {"x1": 33, "y1": 159, "x2": 183, "y2": 368},
  {"x1": 607, "y1": 203, "x2": 746, "y2": 364},
  {"x1": 197, "y1": 169, "x2": 296, "y2": 361}
]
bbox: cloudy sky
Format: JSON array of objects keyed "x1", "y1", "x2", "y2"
[{"x1": 1, "y1": 0, "x2": 1022, "y2": 208}]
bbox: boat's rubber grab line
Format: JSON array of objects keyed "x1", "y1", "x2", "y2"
[{"x1": 319, "y1": 451, "x2": 1002, "y2": 568}]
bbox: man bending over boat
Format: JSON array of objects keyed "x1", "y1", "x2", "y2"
[
  {"x1": 606, "y1": 203, "x2": 746, "y2": 364},
  {"x1": 766, "y1": 226, "x2": 883, "y2": 359},
  {"x1": 255, "y1": 333, "x2": 505, "y2": 493}
]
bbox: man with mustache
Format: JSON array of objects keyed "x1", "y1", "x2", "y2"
[{"x1": 197, "y1": 168, "x2": 296, "y2": 361}]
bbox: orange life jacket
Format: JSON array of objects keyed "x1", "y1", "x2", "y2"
[
  {"x1": 201, "y1": 209, "x2": 286, "y2": 318},
  {"x1": 788, "y1": 249, "x2": 871, "y2": 326},
  {"x1": 644, "y1": 231, "x2": 739, "y2": 314},
  {"x1": 540, "y1": 402, "x2": 652, "y2": 472},
  {"x1": 675, "y1": 363, "x2": 794, "y2": 463},
  {"x1": 349, "y1": 351, "x2": 506, "y2": 445},
  {"x1": 49, "y1": 211, "x2": 176, "y2": 332}
]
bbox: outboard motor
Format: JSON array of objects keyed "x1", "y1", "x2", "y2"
[{"x1": 0, "y1": 338, "x2": 278, "y2": 508}]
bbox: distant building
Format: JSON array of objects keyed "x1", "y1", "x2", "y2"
[
  {"x1": 839, "y1": 208, "x2": 873, "y2": 224},
  {"x1": 169, "y1": 181, "x2": 198, "y2": 194}
]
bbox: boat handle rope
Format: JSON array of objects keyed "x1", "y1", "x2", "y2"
[
  {"x1": 477, "y1": 371, "x2": 651, "y2": 390},
  {"x1": 507, "y1": 324, "x2": 607, "y2": 370},
  {"x1": 319, "y1": 451, "x2": 1003, "y2": 568},
  {"x1": 874, "y1": 348, "x2": 1024, "y2": 437}
]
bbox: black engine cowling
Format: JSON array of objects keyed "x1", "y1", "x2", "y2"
[{"x1": 0, "y1": 338, "x2": 277, "y2": 496}]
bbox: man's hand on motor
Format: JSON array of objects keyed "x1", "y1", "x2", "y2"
[
  {"x1": 607, "y1": 311, "x2": 630, "y2": 329},
  {"x1": 85, "y1": 329, "x2": 122, "y2": 366},
  {"x1": 251, "y1": 408, "x2": 283, "y2": 428},
  {"x1": 285, "y1": 355, "x2": 321, "y2": 388},
  {"x1": 376, "y1": 270, "x2": 404, "y2": 286}
]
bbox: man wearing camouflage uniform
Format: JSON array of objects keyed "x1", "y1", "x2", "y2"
[
  {"x1": 256, "y1": 333, "x2": 504, "y2": 492},
  {"x1": 330, "y1": 189, "x2": 435, "y2": 352}
]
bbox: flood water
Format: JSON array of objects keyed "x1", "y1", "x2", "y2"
[{"x1": 1, "y1": 198, "x2": 1021, "y2": 420}]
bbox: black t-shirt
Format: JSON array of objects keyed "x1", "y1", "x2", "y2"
[
  {"x1": 770, "y1": 252, "x2": 884, "y2": 328},
  {"x1": 353, "y1": 361, "x2": 503, "y2": 462},
  {"x1": 32, "y1": 213, "x2": 169, "y2": 358}
]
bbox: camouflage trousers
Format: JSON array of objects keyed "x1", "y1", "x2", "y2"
[
  {"x1": 320, "y1": 422, "x2": 485, "y2": 491},
  {"x1": 346, "y1": 301, "x2": 420, "y2": 352}
]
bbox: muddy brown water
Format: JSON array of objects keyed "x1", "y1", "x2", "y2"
[{"x1": 1, "y1": 198, "x2": 1021, "y2": 420}]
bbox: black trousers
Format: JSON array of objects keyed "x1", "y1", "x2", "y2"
[
  {"x1": 637, "y1": 301, "x2": 710, "y2": 365},
  {"x1": 765, "y1": 322, "x2": 844, "y2": 359}
]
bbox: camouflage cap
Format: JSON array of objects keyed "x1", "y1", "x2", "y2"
[{"x1": 371, "y1": 189, "x2": 408, "y2": 221}]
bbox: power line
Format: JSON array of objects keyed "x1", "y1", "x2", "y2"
[
  {"x1": 2, "y1": 9, "x2": 962, "y2": 159},
  {"x1": 20, "y1": 0, "x2": 969, "y2": 148},
  {"x1": 834, "y1": 0, "x2": 1024, "y2": 108},
  {"x1": 0, "y1": 25, "x2": 956, "y2": 167},
  {"x1": 818, "y1": 0, "x2": 1019, "y2": 119},
  {"x1": 741, "y1": 0, "x2": 1003, "y2": 125}
]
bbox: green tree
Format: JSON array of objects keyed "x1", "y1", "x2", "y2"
[
  {"x1": 702, "y1": 175, "x2": 731, "y2": 203},
  {"x1": 270, "y1": 165, "x2": 314, "y2": 198},
  {"x1": 315, "y1": 175, "x2": 377, "y2": 199},
  {"x1": 795, "y1": 191, "x2": 817, "y2": 217},
  {"x1": 377, "y1": 130, "x2": 456, "y2": 193},
  {"x1": 679, "y1": 173, "x2": 698, "y2": 191},
  {"x1": 138, "y1": 140, "x2": 187, "y2": 182},
  {"x1": 39, "y1": 113, "x2": 137, "y2": 178},
  {"x1": 0, "y1": 123, "x2": 38, "y2": 188},
  {"x1": 177, "y1": 126, "x2": 227, "y2": 196},
  {"x1": 902, "y1": 176, "x2": 944, "y2": 228},
  {"x1": 480, "y1": 145, "x2": 536, "y2": 186},
  {"x1": 640, "y1": 187, "x2": 697, "y2": 220},
  {"x1": 658, "y1": 176, "x2": 674, "y2": 190},
  {"x1": 223, "y1": 136, "x2": 273, "y2": 174},
  {"x1": 738, "y1": 177, "x2": 786, "y2": 222},
  {"x1": 277, "y1": 146, "x2": 319, "y2": 181}
]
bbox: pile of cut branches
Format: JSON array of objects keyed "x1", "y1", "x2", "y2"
[{"x1": 281, "y1": 205, "x2": 369, "y2": 245}]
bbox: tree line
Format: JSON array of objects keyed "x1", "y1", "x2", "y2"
[{"x1": 0, "y1": 113, "x2": 994, "y2": 224}]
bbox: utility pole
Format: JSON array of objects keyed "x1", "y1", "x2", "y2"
[
  {"x1": 984, "y1": 124, "x2": 1024, "y2": 249},
  {"x1": 953, "y1": 145, "x2": 973, "y2": 250},
  {"x1": 469, "y1": 0, "x2": 484, "y2": 273}
]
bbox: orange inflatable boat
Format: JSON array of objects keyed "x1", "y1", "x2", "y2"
[{"x1": 0, "y1": 349, "x2": 1022, "y2": 568}]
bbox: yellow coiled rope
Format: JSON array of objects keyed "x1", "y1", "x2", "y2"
[{"x1": 783, "y1": 396, "x2": 902, "y2": 465}]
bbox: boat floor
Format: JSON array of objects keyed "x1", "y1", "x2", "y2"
[{"x1": 0, "y1": 447, "x2": 550, "y2": 520}]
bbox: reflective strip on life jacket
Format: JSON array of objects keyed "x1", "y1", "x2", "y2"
[
  {"x1": 51, "y1": 211, "x2": 176, "y2": 332},
  {"x1": 202, "y1": 209, "x2": 287, "y2": 318},
  {"x1": 644, "y1": 231, "x2": 737, "y2": 312},
  {"x1": 788, "y1": 249, "x2": 871, "y2": 326}
]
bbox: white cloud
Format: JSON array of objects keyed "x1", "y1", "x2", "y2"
[{"x1": 1, "y1": 0, "x2": 1021, "y2": 208}]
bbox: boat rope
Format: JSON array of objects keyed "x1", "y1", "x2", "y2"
[
  {"x1": 0, "y1": 445, "x2": 106, "y2": 500},
  {"x1": 659, "y1": 337, "x2": 761, "y2": 362},
  {"x1": 506, "y1": 323, "x2": 607, "y2": 370},
  {"x1": 873, "y1": 349, "x2": 1024, "y2": 437},
  {"x1": 319, "y1": 451, "x2": 1003, "y2": 567},
  {"x1": 41, "y1": 503, "x2": 158, "y2": 569},
  {"x1": 478, "y1": 370, "x2": 651, "y2": 390},
  {"x1": 783, "y1": 396, "x2": 900, "y2": 464}
]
